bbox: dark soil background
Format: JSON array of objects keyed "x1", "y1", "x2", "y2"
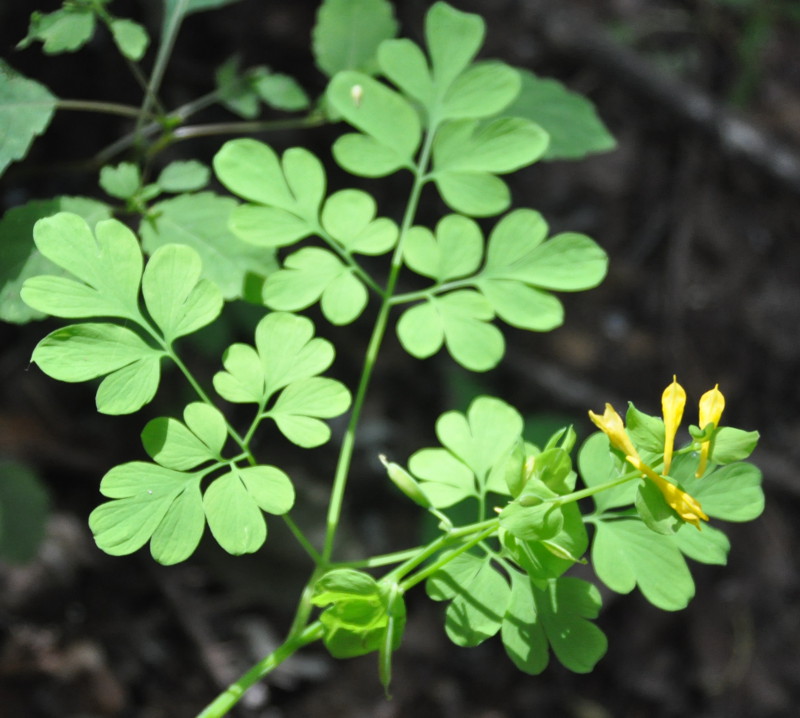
[{"x1": 2, "y1": 1, "x2": 799, "y2": 716}]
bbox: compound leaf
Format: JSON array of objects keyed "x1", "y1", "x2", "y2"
[
  {"x1": 89, "y1": 462, "x2": 203, "y2": 563},
  {"x1": 213, "y1": 140, "x2": 325, "y2": 247},
  {"x1": 262, "y1": 247, "x2": 368, "y2": 325},
  {"x1": 502, "y1": 573, "x2": 606, "y2": 674},
  {"x1": 673, "y1": 522, "x2": 730, "y2": 565},
  {"x1": 313, "y1": 0, "x2": 398, "y2": 77},
  {"x1": 426, "y1": 552, "x2": 510, "y2": 647},
  {"x1": 31, "y1": 323, "x2": 164, "y2": 415},
  {"x1": 141, "y1": 243, "x2": 224, "y2": 343},
  {"x1": 0, "y1": 62, "x2": 56, "y2": 176},
  {"x1": 425, "y1": 2, "x2": 484, "y2": 90},
  {"x1": 214, "y1": 312, "x2": 336, "y2": 404},
  {"x1": 592, "y1": 517, "x2": 695, "y2": 611},
  {"x1": 99, "y1": 162, "x2": 141, "y2": 200},
  {"x1": 21, "y1": 213, "x2": 143, "y2": 321},
  {"x1": 0, "y1": 197, "x2": 111, "y2": 324},
  {"x1": 407, "y1": 448, "x2": 476, "y2": 508},
  {"x1": 110, "y1": 18, "x2": 150, "y2": 61}
]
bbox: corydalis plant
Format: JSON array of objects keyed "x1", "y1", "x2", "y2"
[{"x1": 12, "y1": 2, "x2": 764, "y2": 716}]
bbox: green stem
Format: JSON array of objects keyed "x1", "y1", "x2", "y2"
[
  {"x1": 195, "y1": 622, "x2": 324, "y2": 718},
  {"x1": 282, "y1": 515, "x2": 322, "y2": 564},
  {"x1": 320, "y1": 123, "x2": 439, "y2": 565},
  {"x1": 553, "y1": 472, "x2": 640, "y2": 506},
  {"x1": 389, "y1": 276, "x2": 476, "y2": 305},
  {"x1": 55, "y1": 99, "x2": 155, "y2": 120},
  {"x1": 170, "y1": 114, "x2": 326, "y2": 141}
]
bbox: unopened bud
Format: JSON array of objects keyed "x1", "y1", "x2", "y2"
[{"x1": 379, "y1": 455, "x2": 431, "y2": 508}]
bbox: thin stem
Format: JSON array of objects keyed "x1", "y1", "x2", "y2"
[
  {"x1": 390, "y1": 276, "x2": 476, "y2": 305},
  {"x1": 171, "y1": 114, "x2": 326, "y2": 141},
  {"x1": 553, "y1": 472, "x2": 640, "y2": 506},
  {"x1": 135, "y1": 0, "x2": 190, "y2": 137},
  {"x1": 196, "y1": 622, "x2": 324, "y2": 718},
  {"x1": 320, "y1": 124, "x2": 439, "y2": 565},
  {"x1": 55, "y1": 99, "x2": 156, "y2": 120},
  {"x1": 282, "y1": 515, "x2": 322, "y2": 564}
]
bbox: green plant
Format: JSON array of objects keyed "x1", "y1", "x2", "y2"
[{"x1": 1, "y1": 1, "x2": 763, "y2": 716}]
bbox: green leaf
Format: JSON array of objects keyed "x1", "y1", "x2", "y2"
[
  {"x1": 99, "y1": 162, "x2": 141, "y2": 200},
  {"x1": 89, "y1": 462, "x2": 204, "y2": 564},
  {"x1": 635, "y1": 479, "x2": 681, "y2": 535},
  {"x1": 500, "y1": 497, "x2": 564, "y2": 542},
  {"x1": 426, "y1": 552, "x2": 510, "y2": 647},
  {"x1": 267, "y1": 376, "x2": 352, "y2": 447},
  {"x1": 214, "y1": 140, "x2": 325, "y2": 247},
  {"x1": 30, "y1": 323, "x2": 164, "y2": 415},
  {"x1": 670, "y1": 455, "x2": 764, "y2": 522},
  {"x1": 478, "y1": 280, "x2": 563, "y2": 332},
  {"x1": 141, "y1": 243, "x2": 223, "y2": 343},
  {"x1": 438, "y1": 62, "x2": 520, "y2": 121},
  {"x1": 502, "y1": 70, "x2": 616, "y2": 160},
  {"x1": 328, "y1": 72, "x2": 421, "y2": 177},
  {"x1": 425, "y1": 3, "x2": 485, "y2": 90},
  {"x1": 481, "y1": 211, "x2": 608, "y2": 291},
  {"x1": 625, "y1": 403, "x2": 665, "y2": 457},
  {"x1": 21, "y1": 214, "x2": 143, "y2": 320},
  {"x1": 431, "y1": 118, "x2": 548, "y2": 216},
  {"x1": 577, "y1": 432, "x2": 634, "y2": 512},
  {"x1": 252, "y1": 68, "x2": 310, "y2": 111},
  {"x1": 312, "y1": 0, "x2": 398, "y2": 77},
  {"x1": 18, "y1": 8, "x2": 96, "y2": 54},
  {"x1": 673, "y1": 522, "x2": 730, "y2": 565},
  {"x1": 203, "y1": 469, "x2": 266, "y2": 554},
  {"x1": 142, "y1": 402, "x2": 227, "y2": 470},
  {"x1": 110, "y1": 18, "x2": 150, "y2": 61},
  {"x1": 0, "y1": 62, "x2": 56, "y2": 177},
  {"x1": 592, "y1": 518, "x2": 695, "y2": 610},
  {"x1": 156, "y1": 161, "x2": 210, "y2": 192},
  {"x1": 436, "y1": 395, "x2": 524, "y2": 488},
  {"x1": 396, "y1": 291, "x2": 504, "y2": 371},
  {"x1": 0, "y1": 197, "x2": 112, "y2": 324},
  {"x1": 502, "y1": 572, "x2": 606, "y2": 674},
  {"x1": 213, "y1": 312, "x2": 336, "y2": 404},
  {"x1": 710, "y1": 427, "x2": 759, "y2": 464},
  {"x1": 262, "y1": 247, "x2": 368, "y2": 325},
  {"x1": 403, "y1": 215, "x2": 483, "y2": 282},
  {"x1": 321, "y1": 189, "x2": 398, "y2": 255},
  {"x1": 215, "y1": 56, "x2": 260, "y2": 119},
  {"x1": 0, "y1": 461, "x2": 49, "y2": 563},
  {"x1": 408, "y1": 448, "x2": 476, "y2": 509},
  {"x1": 140, "y1": 193, "x2": 277, "y2": 300}
]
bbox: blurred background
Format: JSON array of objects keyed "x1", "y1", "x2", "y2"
[{"x1": 1, "y1": 0, "x2": 799, "y2": 716}]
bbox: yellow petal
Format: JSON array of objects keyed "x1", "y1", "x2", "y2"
[
  {"x1": 648, "y1": 473, "x2": 709, "y2": 530},
  {"x1": 588, "y1": 403, "x2": 639, "y2": 459},
  {"x1": 699, "y1": 384, "x2": 725, "y2": 429},
  {"x1": 661, "y1": 376, "x2": 686, "y2": 474}
]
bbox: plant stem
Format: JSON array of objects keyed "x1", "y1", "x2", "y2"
[
  {"x1": 320, "y1": 123, "x2": 439, "y2": 565},
  {"x1": 55, "y1": 99, "x2": 155, "y2": 120},
  {"x1": 195, "y1": 622, "x2": 324, "y2": 718},
  {"x1": 170, "y1": 114, "x2": 326, "y2": 141}
]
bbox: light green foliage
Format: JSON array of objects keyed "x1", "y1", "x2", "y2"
[
  {"x1": 18, "y1": 6, "x2": 97, "y2": 54},
  {"x1": 110, "y1": 18, "x2": 150, "y2": 61},
  {"x1": 6, "y1": 0, "x2": 767, "y2": 708},
  {"x1": 0, "y1": 461, "x2": 49, "y2": 563},
  {"x1": 503, "y1": 70, "x2": 617, "y2": 160},
  {"x1": 0, "y1": 197, "x2": 111, "y2": 323},
  {"x1": 396, "y1": 209, "x2": 607, "y2": 369},
  {"x1": 140, "y1": 193, "x2": 277, "y2": 301},
  {"x1": 502, "y1": 571, "x2": 606, "y2": 674},
  {"x1": 213, "y1": 312, "x2": 351, "y2": 447},
  {"x1": 408, "y1": 396, "x2": 522, "y2": 510},
  {"x1": 0, "y1": 62, "x2": 56, "y2": 177},
  {"x1": 427, "y1": 552, "x2": 510, "y2": 646},
  {"x1": 312, "y1": 0, "x2": 398, "y2": 77},
  {"x1": 100, "y1": 162, "x2": 142, "y2": 200},
  {"x1": 21, "y1": 213, "x2": 223, "y2": 413}
]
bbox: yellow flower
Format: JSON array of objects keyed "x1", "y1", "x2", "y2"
[
  {"x1": 661, "y1": 376, "x2": 686, "y2": 474},
  {"x1": 589, "y1": 381, "x2": 708, "y2": 530},
  {"x1": 588, "y1": 403, "x2": 640, "y2": 459},
  {"x1": 696, "y1": 384, "x2": 725, "y2": 477}
]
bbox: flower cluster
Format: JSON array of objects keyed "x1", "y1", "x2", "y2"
[{"x1": 588, "y1": 377, "x2": 725, "y2": 529}]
